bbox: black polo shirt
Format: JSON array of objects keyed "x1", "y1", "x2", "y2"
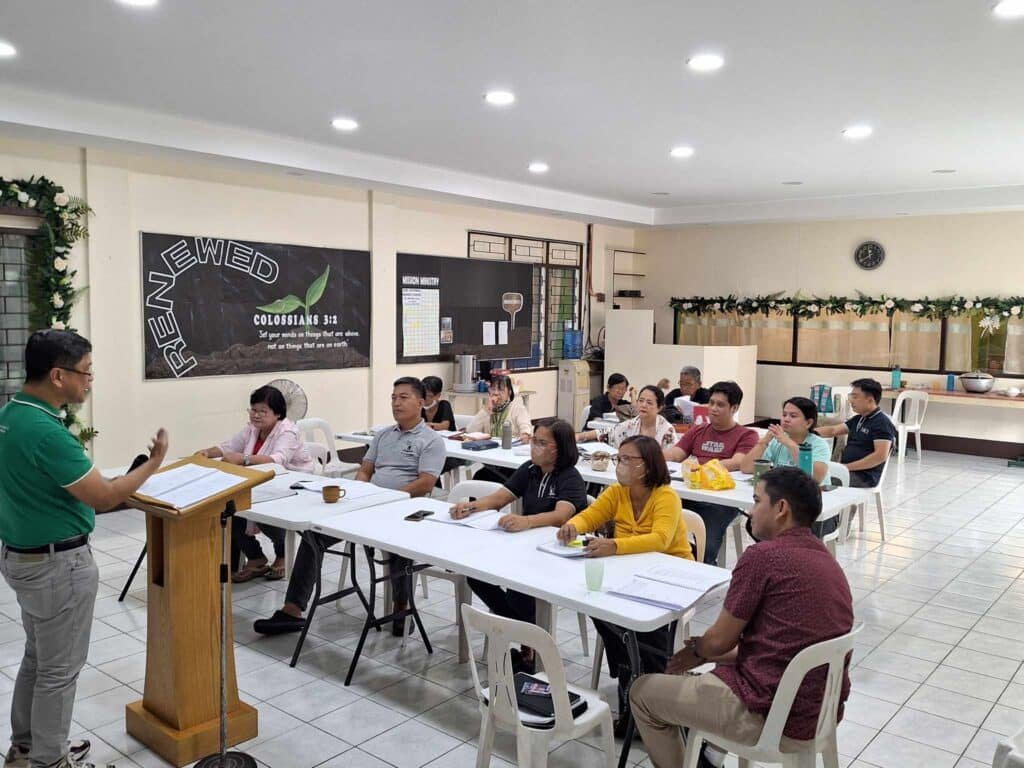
[
  {"x1": 588, "y1": 393, "x2": 628, "y2": 418},
  {"x1": 841, "y1": 409, "x2": 897, "y2": 486},
  {"x1": 503, "y1": 460, "x2": 589, "y2": 517}
]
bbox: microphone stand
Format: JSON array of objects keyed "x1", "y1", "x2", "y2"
[{"x1": 195, "y1": 500, "x2": 256, "y2": 768}]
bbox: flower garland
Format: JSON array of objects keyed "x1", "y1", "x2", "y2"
[
  {"x1": 1, "y1": 175, "x2": 97, "y2": 443},
  {"x1": 670, "y1": 293, "x2": 1024, "y2": 322}
]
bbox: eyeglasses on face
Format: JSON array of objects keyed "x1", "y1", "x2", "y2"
[
  {"x1": 247, "y1": 407, "x2": 273, "y2": 417},
  {"x1": 57, "y1": 367, "x2": 93, "y2": 379},
  {"x1": 610, "y1": 454, "x2": 643, "y2": 466}
]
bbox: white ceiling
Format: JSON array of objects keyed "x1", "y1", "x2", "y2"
[{"x1": 2, "y1": 0, "x2": 1024, "y2": 225}]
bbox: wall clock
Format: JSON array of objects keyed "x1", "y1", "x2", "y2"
[{"x1": 854, "y1": 241, "x2": 885, "y2": 270}]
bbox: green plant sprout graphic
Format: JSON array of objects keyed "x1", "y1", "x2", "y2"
[{"x1": 257, "y1": 266, "x2": 330, "y2": 331}]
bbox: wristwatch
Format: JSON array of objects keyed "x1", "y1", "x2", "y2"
[
  {"x1": 243, "y1": 453, "x2": 251, "y2": 466},
  {"x1": 687, "y1": 637, "x2": 707, "y2": 662}
]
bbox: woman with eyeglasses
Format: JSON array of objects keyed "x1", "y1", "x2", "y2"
[
  {"x1": 197, "y1": 385, "x2": 313, "y2": 581},
  {"x1": 557, "y1": 435, "x2": 694, "y2": 734},
  {"x1": 467, "y1": 374, "x2": 533, "y2": 483},
  {"x1": 577, "y1": 385, "x2": 676, "y2": 449},
  {"x1": 449, "y1": 417, "x2": 588, "y2": 672}
]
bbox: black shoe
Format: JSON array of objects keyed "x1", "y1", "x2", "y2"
[
  {"x1": 253, "y1": 610, "x2": 305, "y2": 635},
  {"x1": 613, "y1": 716, "x2": 629, "y2": 739}
]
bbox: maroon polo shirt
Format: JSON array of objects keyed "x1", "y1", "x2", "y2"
[
  {"x1": 713, "y1": 526, "x2": 854, "y2": 741},
  {"x1": 675, "y1": 422, "x2": 758, "y2": 464}
]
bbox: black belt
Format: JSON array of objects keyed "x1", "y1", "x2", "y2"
[{"x1": 5, "y1": 534, "x2": 89, "y2": 554}]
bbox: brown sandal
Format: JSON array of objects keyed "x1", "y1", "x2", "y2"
[
  {"x1": 264, "y1": 561, "x2": 286, "y2": 581},
  {"x1": 231, "y1": 561, "x2": 268, "y2": 583}
]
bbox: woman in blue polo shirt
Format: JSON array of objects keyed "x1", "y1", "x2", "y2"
[
  {"x1": 448, "y1": 417, "x2": 588, "y2": 673},
  {"x1": 741, "y1": 396, "x2": 831, "y2": 485}
]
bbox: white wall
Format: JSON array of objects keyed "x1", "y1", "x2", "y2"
[
  {"x1": 2, "y1": 137, "x2": 636, "y2": 465},
  {"x1": 637, "y1": 214, "x2": 1024, "y2": 441}
]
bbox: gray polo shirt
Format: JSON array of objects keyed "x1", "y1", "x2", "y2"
[{"x1": 364, "y1": 419, "x2": 446, "y2": 491}]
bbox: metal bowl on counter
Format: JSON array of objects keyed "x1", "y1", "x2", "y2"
[{"x1": 959, "y1": 371, "x2": 996, "y2": 393}]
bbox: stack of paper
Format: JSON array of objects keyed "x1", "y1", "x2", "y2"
[
  {"x1": 606, "y1": 577, "x2": 707, "y2": 611},
  {"x1": 427, "y1": 509, "x2": 505, "y2": 531},
  {"x1": 136, "y1": 464, "x2": 245, "y2": 509}
]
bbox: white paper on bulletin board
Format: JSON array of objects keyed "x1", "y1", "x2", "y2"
[{"x1": 402, "y1": 288, "x2": 440, "y2": 357}]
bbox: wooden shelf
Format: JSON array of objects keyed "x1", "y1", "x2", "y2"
[{"x1": 613, "y1": 272, "x2": 646, "y2": 277}]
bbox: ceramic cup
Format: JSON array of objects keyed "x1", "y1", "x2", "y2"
[
  {"x1": 591, "y1": 451, "x2": 611, "y2": 472},
  {"x1": 322, "y1": 485, "x2": 344, "y2": 503}
]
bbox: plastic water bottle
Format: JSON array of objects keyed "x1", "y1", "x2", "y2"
[
  {"x1": 891, "y1": 365, "x2": 902, "y2": 389},
  {"x1": 798, "y1": 442, "x2": 814, "y2": 476},
  {"x1": 946, "y1": 373, "x2": 956, "y2": 392},
  {"x1": 501, "y1": 421, "x2": 513, "y2": 450}
]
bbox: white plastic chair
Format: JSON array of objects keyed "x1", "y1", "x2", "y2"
[
  {"x1": 579, "y1": 405, "x2": 592, "y2": 431},
  {"x1": 840, "y1": 451, "x2": 891, "y2": 542},
  {"x1": 892, "y1": 390, "x2": 929, "y2": 463},
  {"x1": 303, "y1": 441, "x2": 328, "y2": 475},
  {"x1": 296, "y1": 417, "x2": 359, "y2": 478},
  {"x1": 821, "y1": 463, "x2": 851, "y2": 556},
  {"x1": 455, "y1": 413, "x2": 473, "y2": 430},
  {"x1": 994, "y1": 724, "x2": 1024, "y2": 768},
  {"x1": 589, "y1": 508, "x2": 706, "y2": 690},
  {"x1": 682, "y1": 624, "x2": 862, "y2": 768},
  {"x1": 462, "y1": 604, "x2": 615, "y2": 768}
]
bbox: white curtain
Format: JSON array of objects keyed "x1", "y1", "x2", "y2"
[
  {"x1": 945, "y1": 317, "x2": 973, "y2": 371},
  {"x1": 1003, "y1": 319, "x2": 1024, "y2": 374},
  {"x1": 890, "y1": 312, "x2": 941, "y2": 370},
  {"x1": 798, "y1": 312, "x2": 890, "y2": 367}
]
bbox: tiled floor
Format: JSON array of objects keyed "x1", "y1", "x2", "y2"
[{"x1": 1, "y1": 450, "x2": 1023, "y2": 767}]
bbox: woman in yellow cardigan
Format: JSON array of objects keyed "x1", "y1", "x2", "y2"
[{"x1": 558, "y1": 434, "x2": 693, "y2": 733}]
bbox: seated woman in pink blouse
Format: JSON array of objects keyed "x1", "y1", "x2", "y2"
[{"x1": 198, "y1": 385, "x2": 314, "y2": 581}]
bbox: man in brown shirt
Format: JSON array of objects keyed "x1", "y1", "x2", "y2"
[{"x1": 629, "y1": 467, "x2": 854, "y2": 768}]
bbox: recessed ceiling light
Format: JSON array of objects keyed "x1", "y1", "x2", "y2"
[
  {"x1": 484, "y1": 90, "x2": 516, "y2": 106},
  {"x1": 842, "y1": 124, "x2": 873, "y2": 140},
  {"x1": 782, "y1": 181, "x2": 804, "y2": 185},
  {"x1": 528, "y1": 161, "x2": 549, "y2": 174},
  {"x1": 687, "y1": 53, "x2": 724, "y2": 72},
  {"x1": 895, "y1": 212, "x2": 910, "y2": 216},
  {"x1": 650, "y1": 192, "x2": 671, "y2": 196},
  {"x1": 670, "y1": 146, "x2": 695, "y2": 159},
  {"x1": 932, "y1": 168, "x2": 957, "y2": 174},
  {"x1": 116, "y1": 0, "x2": 159, "y2": 6},
  {"x1": 330, "y1": 117, "x2": 358, "y2": 132},
  {"x1": 0, "y1": 41, "x2": 16, "y2": 58},
  {"x1": 993, "y1": 0, "x2": 1024, "y2": 19}
]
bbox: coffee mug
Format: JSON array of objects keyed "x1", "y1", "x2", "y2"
[
  {"x1": 591, "y1": 451, "x2": 611, "y2": 472},
  {"x1": 322, "y1": 485, "x2": 344, "y2": 503},
  {"x1": 752, "y1": 459, "x2": 773, "y2": 484}
]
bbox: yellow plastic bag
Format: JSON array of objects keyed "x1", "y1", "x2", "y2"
[{"x1": 700, "y1": 459, "x2": 736, "y2": 491}]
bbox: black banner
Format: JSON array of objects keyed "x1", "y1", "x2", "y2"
[{"x1": 141, "y1": 232, "x2": 371, "y2": 379}]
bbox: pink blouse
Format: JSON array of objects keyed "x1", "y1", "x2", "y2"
[{"x1": 219, "y1": 418, "x2": 315, "y2": 473}]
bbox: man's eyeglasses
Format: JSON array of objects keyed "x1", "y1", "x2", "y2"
[{"x1": 57, "y1": 367, "x2": 93, "y2": 379}]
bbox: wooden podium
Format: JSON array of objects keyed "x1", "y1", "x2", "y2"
[{"x1": 124, "y1": 457, "x2": 270, "y2": 766}]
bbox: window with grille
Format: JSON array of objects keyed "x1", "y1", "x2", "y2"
[{"x1": 467, "y1": 231, "x2": 582, "y2": 371}]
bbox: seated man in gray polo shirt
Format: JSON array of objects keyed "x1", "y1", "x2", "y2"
[{"x1": 254, "y1": 377, "x2": 446, "y2": 636}]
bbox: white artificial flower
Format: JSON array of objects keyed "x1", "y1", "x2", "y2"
[
  {"x1": 965, "y1": 300, "x2": 975, "y2": 309},
  {"x1": 1012, "y1": 306, "x2": 1021, "y2": 316},
  {"x1": 53, "y1": 192, "x2": 70, "y2": 207},
  {"x1": 910, "y1": 303, "x2": 924, "y2": 313},
  {"x1": 68, "y1": 422, "x2": 82, "y2": 437},
  {"x1": 768, "y1": 300, "x2": 776, "y2": 308},
  {"x1": 52, "y1": 293, "x2": 64, "y2": 309},
  {"x1": 27, "y1": 198, "x2": 36, "y2": 208},
  {"x1": 1004, "y1": 311, "x2": 1011, "y2": 317},
  {"x1": 751, "y1": 301, "x2": 758, "y2": 307},
  {"x1": 713, "y1": 302, "x2": 721, "y2": 310},
  {"x1": 16, "y1": 192, "x2": 28, "y2": 203},
  {"x1": 884, "y1": 299, "x2": 895, "y2": 309},
  {"x1": 682, "y1": 302, "x2": 692, "y2": 310},
  {"x1": 844, "y1": 302, "x2": 854, "y2": 311},
  {"x1": 979, "y1": 315, "x2": 1001, "y2": 336},
  {"x1": 58, "y1": 410, "x2": 67, "y2": 420},
  {"x1": 53, "y1": 257, "x2": 68, "y2": 271},
  {"x1": 54, "y1": 246, "x2": 66, "y2": 253},
  {"x1": 51, "y1": 318, "x2": 66, "y2": 330},
  {"x1": 808, "y1": 304, "x2": 820, "y2": 313}
]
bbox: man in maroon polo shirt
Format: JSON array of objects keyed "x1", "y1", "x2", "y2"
[{"x1": 629, "y1": 467, "x2": 854, "y2": 768}]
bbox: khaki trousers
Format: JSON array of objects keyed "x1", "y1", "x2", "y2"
[{"x1": 630, "y1": 672, "x2": 805, "y2": 768}]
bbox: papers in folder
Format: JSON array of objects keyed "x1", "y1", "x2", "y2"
[
  {"x1": 536, "y1": 538, "x2": 586, "y2": 558},
  {"x1": 606, "y1": 562, "x2": 731, "y2": 611},
  {"x1": 427, "y1": 509, "x2": 505, "y2": 531},
  {"x1": 135, "y1": 464, "x2": 246, "y2": 510}
]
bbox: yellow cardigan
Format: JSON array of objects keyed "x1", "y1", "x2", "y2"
[{"x1": 567, "y1": 484, "x2": 694, "y2": 560}]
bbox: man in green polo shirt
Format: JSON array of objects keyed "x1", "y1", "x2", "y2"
[{"x1": 0, "y1": 330, "x2": 168, "y2": 768}]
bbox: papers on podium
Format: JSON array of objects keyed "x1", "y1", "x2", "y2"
[{"x1": 131, "y1": 459, "x2": 269, "y2": 513}]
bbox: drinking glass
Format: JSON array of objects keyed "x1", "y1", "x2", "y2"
[{"x1": 585, "y1": 558, "x2": 604, "y2": 592}]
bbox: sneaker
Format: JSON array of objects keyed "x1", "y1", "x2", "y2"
[
  {"x1": 5, "y1": 740, "x2": 91, "y2": 768},
  {"x1": 253, "y1": 610, "x2": 305, "y2": 635}
]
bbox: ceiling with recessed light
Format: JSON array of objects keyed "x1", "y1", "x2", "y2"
[{"x1": 2, "y1": 0, "x2": 1024, "y2": 225}]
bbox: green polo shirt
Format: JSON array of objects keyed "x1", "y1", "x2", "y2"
[{"x1": 0, "y1": 393, "x2": 95, "y2": 548}]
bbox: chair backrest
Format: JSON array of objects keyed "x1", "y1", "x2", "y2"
[
  {"x1": 892, "y1": 390, "x2": 929, "y2": 428},
  {"x1": 830, "y1": 386, "x2": 854, "y2": 421},
  {"x1": 454, "y1": 413, "x2": 473, "y2": 430},
  {"x1": 755, "y1": 624, "x2": 862, "y2": 751},
  {"x1": 994, "y1": 724, "x2": 1024, "y2": 768},
  {"x1": 681, "y1": 507, "x2": 707, "y2": 562},
  {"x1": 579, "y1": 405, "x2": 591, "y2": 431},
  {"x1": 296, "y1": 417, "x2": 339, "y2": 457},
  {"x1": 303, "y1": 441, "x2": 328, "y2": 474},
  {"x1": 450, "y1": 480, "x2": 505, "y2": 503},
  {"x1": 826, "y1": 462, "x2": 850, "y2": 487},
  {"x1": 461, "y1": 603, "x2": 578, "y2": 736}
]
